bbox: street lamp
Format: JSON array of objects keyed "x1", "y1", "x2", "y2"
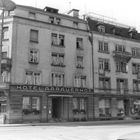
[{"x1": 0, "y1": 0, "x2": 16, "y2": 82}]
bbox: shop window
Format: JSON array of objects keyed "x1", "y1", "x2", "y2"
[
  {"x1": 22, "y1": 96, "x2": 40, "y2": 115},
  {"x1": 76, "y1": 56, "x2": 83, "y2": 68},
  {"x1": 25, "y1": 71, "x2": 41, "y2": 85},
  {"x1": 74, "y1": 75, "x2": 86, "y2": 88},
  {"x1": 3, "y1": 27, "x2": 9, "y2": 40},
  {"x1": 51, "y1": 53, "x2": 65, "y2": 67},
  {"x1": 116, "y1": 61, "x2": 127, "y2": 73},
  {"x1": 30, "y1": 29, "x2": 38, "y2": 43},
  {"x1": 98, "y1": 41, "x2": 109, "y2": 53},
  {"x1": 52, "y1": 73, "x2": 64, "y2": 86},
  {"x1": 132, "y1": 100, "x2": 140, "y2": 115},
  {"x1": 99, "y1": 58, "x2": 110, "y2": 72},
  {"x1": 117, "y1": 100, "x2": 124, "y2": 117},
  {"x1": 76, "y1": 38, "x2": 83, "y2": 50},
  {"x1": 29, "y1": 48, "x2": 39, "y2": 64},
  {"x1": 72, "y1": 98, "x2": 87, "y2": 114},
  {"x1": 51, "y1": 33, "x2": 65, "y2": 47},
  {"x1": 99, "y1": 99, "x2": 111, "y2": 117}
]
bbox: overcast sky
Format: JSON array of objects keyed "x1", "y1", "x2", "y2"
[{"x1": 13, "y1": 0, "x2": 140, "y2": 31}]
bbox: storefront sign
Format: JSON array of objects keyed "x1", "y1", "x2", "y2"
[{"x1": 10, "y1": 85, "x2": 93, "y2": 93}]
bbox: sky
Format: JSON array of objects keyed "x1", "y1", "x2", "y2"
[{"x1": 12, "y1": 0, "x2": 140, "y2": 31}]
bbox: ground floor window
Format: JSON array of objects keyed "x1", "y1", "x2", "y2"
[
  {"x1": 22, "y1": 96, "x2": 41, "y2": 115},
  {"x1": 117, "y1": 100, "x2": 124, "y2": 117},
  {"x1": 73, "y1": 98, "x2": 87, "y2": 114},
  {"x1": 99, "y1": 99, "x2": 111, "y2": 117},
  {"x1": 131, "y1": 100, "x2": 140, "y2": 115}
]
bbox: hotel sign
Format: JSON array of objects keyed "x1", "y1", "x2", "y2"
[{"x1": 10, "y1": 85, "x2": 93, "y2": 93}]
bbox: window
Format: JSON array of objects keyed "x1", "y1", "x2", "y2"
[
  {"x1": 29, "y1": 48, "x2": 39, "y2": 64},
  {"x1": 52, "y1": 73, "x2": 64, "y2": 86},
  {"x1": 56, "y1": 18, "x2": 61, "y2": 24},
  {"x1": 97, "y1": 25, "x2": 105, "y2": 33},
  {"x1": 51, "y1": 33, "x2": 65, "y2": 47},
  {"x1": 76, "y1": 38, "x2": 83, "y2": 49},
  {"x1": 117, "y1": 100, "x2": 124, "y2": 117},
  {"x1": 116, "y1": 61, "x2": 127, "y2": 73},
  {"x1": 99, "y1": 77, "x2": 110, "y2": 89},
  {"x1": 2, "y1": 52, "x2": 7, "y2": 58},
  {"x1": 133, "y1": 80, "x2": 140, "y2": 91},
  {"x1": 74, "y1": 75, "x2": 86, "y2": 87},
  {"x1": 25, "y1": 71, "x2": 41, "y2": 85},
  {"x1": 30, "y1": 29, "x2": 38, "y2": 43},
  {"x1": 49, "y1": 16, "x2": 54, "y2": 24},
  {"x1": 29, "y1": 12, "x2": 36, "y2": 19},
  {"x1": 49, "y1": 17, "x2": 61, "y2": 24},
  {"x1": 73, "y1": 21, "x2": 78, "y2": 28},
  {"x1": 51, "y1": 53, "x2": 64, "y2": 66},
  {"x1": 132, "y1": 48, "x2": 140, "y2": 58},
  {"x1": 115, "y1": 44, "x2": 125, "y2": 52},
  {"x1": 117, "y1": 79, "x2": 128, "y2": 94},
  {"x1": 73, "y1": 98, "x2": 87, "y2": 114},
  {"x1": 22, "y1": 96, "x2": 40, "y2": 115},
  {"x1": 3, "y1": 27, "x2": 9, "y2": 40},
  {"x1": 99, "y1": 58, "x2": 110, "y2": 72},
  {"x1": 132, "y1": 63, "x2": 140, "y2": 74},
  {"x1": 2, "y1": 71, "x2": 10, "y2": 82},
  {"x1": 98, "y1": 41, "x2": 109, "y2": 53},
  {"x1": 59, "y1": 35, "x2": 64, "y2": 46},
  {"x1": 99, "y1": 99, "x2": 111, "y2": 117},
  {"x1": 76, "y1": 56, "x2": 83, "y2": 68}
]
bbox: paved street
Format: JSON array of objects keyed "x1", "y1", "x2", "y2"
[{"x1": 0, "y1": 123, "x2": 140, "y2": 140}]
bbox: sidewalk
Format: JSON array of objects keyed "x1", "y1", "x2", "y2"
[{"x1": 1, "y1": 119, "x2": 140, "y2": 127}]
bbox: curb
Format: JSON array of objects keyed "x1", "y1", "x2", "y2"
[{"x1": 0, "y1": 119, "x2": 140, "y2": 127}]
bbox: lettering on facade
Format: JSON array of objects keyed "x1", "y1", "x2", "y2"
[{"x1": 10, "y1": 85, "x2": 93, "y2": 93}]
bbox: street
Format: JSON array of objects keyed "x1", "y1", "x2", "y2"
[{"x1": 0, "y1": 123, "x2": 140, "y2": 140}]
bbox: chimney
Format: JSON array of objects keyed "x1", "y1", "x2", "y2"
[{"x1": 67, "y1": 9, "x2": 79, "y2": 18}]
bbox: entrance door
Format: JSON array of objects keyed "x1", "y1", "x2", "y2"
[
  {"x1": 124, "y1": 99, "x2": 130, "y2": 116},
  {"x1": 52, "y1": 97, "x2": 61, "y2": 120}
]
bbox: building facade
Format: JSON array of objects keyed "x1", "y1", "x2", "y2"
[
  {"x1": 0, "y1": 5, "x2": 93, "y2": 123},
  {"x1": 0, "y1": 4, "x2": 140, "y2": 123},
  {"x1": 87, "y1": 17, "x2": 140, "y2": 120}
]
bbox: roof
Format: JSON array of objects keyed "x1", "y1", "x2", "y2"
[{"x1": 87, "y1": 17, "x2": 140, "y2": 41}]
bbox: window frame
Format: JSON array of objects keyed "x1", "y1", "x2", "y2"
[{"x1": 30, "y1": 29, "x2": 39, "y2": 43}]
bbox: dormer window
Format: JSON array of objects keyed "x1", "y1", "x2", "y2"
[
  {"x1": 97, "y1": 25, "x2": 105, "y2": 33},
  {"x1": 49, "y1": 16, "x2": 55, "y2": 24}
]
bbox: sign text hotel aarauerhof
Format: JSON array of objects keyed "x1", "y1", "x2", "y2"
[{"x1": 10, "y1": 85, "x2": 93, "y2": 94}]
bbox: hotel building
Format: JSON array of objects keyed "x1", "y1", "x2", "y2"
[{"x1": 0, "y1": 5, "x2": 93, "y2": 123}]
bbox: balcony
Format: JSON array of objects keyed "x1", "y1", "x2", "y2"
[
  {"x1": 1, "y1": 58, "x2": 12, "y2": 71},
  {"x1": 112, "y1": 51, "x2": 132, "y2": 62}
]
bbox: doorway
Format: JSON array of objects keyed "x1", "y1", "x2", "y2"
[
  {"x1": 124, "y1": 99, "x2": 130, "y2": 116},
  {"x1": 52, "y1": 97, "x2": 62, "y2": 119}
]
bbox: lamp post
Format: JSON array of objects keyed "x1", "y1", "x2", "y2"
[{"x1": 0, "y1": 0, "x2": 16, "y2": 82}]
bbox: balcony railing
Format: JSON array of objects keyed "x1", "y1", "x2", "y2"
[{"x1": 112, "y1": 51, "x2": 132, "y2": 61}]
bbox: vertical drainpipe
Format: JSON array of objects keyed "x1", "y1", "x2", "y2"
[{"x1": 0, "y1": 8, "x2": 4, "y2": 82}]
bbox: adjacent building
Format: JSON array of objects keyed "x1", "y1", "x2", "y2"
[{"x1": 87, "y1": 16, "x2": 140, "y2": 120}]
